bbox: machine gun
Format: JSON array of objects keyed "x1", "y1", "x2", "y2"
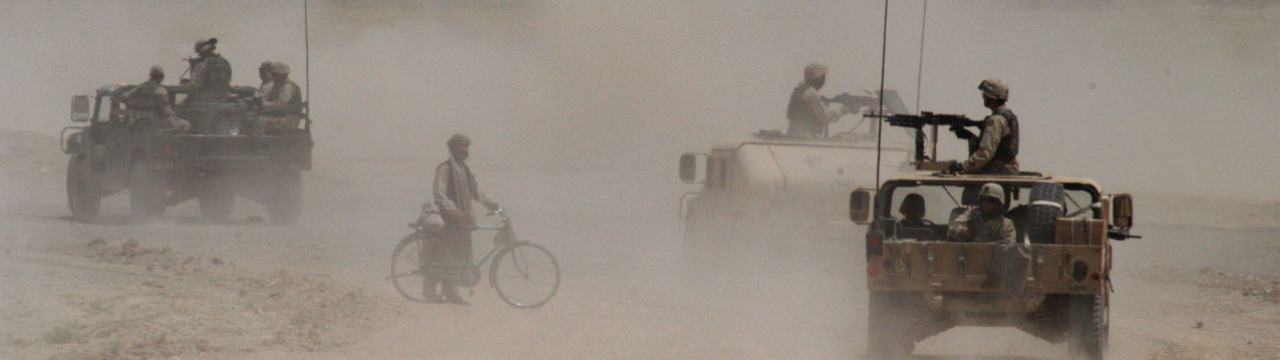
[
  {"x1": 819, "y1": 92, "x2": 886, "y2": 138},
  {"x1": 868, "y1": 111, "x2": 984, "y2": 171},
  {"x1": 822, "y1": 92, "x2": 878, "y2": 112}
]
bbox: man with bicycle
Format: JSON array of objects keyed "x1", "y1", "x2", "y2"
[{"x1": 431, "y1": 133, "x2": 500, "y2": 305}]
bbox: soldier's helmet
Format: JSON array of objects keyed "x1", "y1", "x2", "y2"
[
  {"x1": 149, "y1": 66, "x2": 164, "y2": 77},
  {"x1": 978, "y1": 183, "x2": 1005, "y2": 206},
  {"x1": 194, "y1": 38, "x2": 218, "y2": 53},
  {"x1": 804, "y1": 62, "x2": 829, "y2": 81},
  {"x1": 270, "y1": 62, "x2": 290, "y2": 75},
  {"x1": 978, "y1": 79, "x2": 1009, "y2": 100},
  {"x1": 260, "y1": 61, "x2": 273, "y2": 70}
]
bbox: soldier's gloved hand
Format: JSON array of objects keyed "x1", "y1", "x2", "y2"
[{"x1": 948, "y1": 161, "x2": 964, "y2": 174}]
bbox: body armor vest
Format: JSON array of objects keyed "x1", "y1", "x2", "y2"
[
  {"x1": 262, "y1": 81, "x2": 303, "y2": 116},
  {"x1": 125, "y1": 81, "x2": 162, "y2": 116},
  {"x1": 200, "y1": 55, "x2": 232, "y2": 90},
  {"x1": 982, "y1": 107, "x2": 1019, "y2": 162},
  {"x1": 786, "y1": 82, "x2": 813, "y2": 122}
]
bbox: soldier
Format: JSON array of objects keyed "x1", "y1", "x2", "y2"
[
  {"x1": 185, "y1": 38, "x2": 233, "y2": 103},
  {"x1": 257, "y1": 60, "x2": 274, "y2": 96},
  {"x1": 122, "y1": 66, "x2": 191, "y2": 132},
  {"x1": 250, "y1": 62, "x2": 302, "y2": 136},
  {"x1": 898, "y1": 193, "x2": 930, "y2": 228},
  {"x1": 949, "y1": 79, "x2": 1019, "y2": 174},
  {"x1": 430, "y1": 134, "x2": 500, "y2": 305},
  {"x1": 786, "y1": 62, "x2": 851, "y2": 139},
  {"x1": 947, "y1": 183, "x2": 1015, "y2": 244}
]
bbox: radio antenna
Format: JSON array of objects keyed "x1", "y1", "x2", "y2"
[
  {"x1": 304, "y1": 0, "x2": 311, "y2": 102},
  {"x1": 915, "y1": 0, "x2": 928, "y2": 114},
  {"x1": 874, "y1": 0, "x2": 889, "y2": 192}
]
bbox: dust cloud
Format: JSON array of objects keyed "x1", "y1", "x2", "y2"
[{"x1": 2, "y1": 0, "x2": 1279, "y2": 359}]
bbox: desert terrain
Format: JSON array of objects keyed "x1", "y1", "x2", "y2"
[{"x1": 2, "y1": 1, "x2": 1279, "y2": 359}]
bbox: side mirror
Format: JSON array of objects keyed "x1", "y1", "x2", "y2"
[
  {"x1": 71, "y1": 95, "x2": 92, "y2": 123},
  {"x1": 849, "y1": 188, "x2": 873, "y2": 224},
  {"x1": 1112, "y1": 193, "x2": 1133, "y2": 229},
  {"x1": 679, "y1": 152, "x2": 701, "y2": 184}
]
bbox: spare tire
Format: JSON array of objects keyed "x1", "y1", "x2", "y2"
[{"x1": 1027, "y1": 182, "x2": 1066, "y2": 244}]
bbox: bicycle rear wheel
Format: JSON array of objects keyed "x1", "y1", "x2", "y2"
[
  {"x1": 490, "y1": 241, "x2": 560, "y2": 308},
  {"x1": 390, "y1": 233, "x2": 433, "y2": 302}
]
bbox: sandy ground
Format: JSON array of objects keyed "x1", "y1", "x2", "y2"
[{"x1": 2, "y1": 129, "x2": 1279, "y2": 359}]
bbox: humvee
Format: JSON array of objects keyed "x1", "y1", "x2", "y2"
[
  {"x1": 677, "y1": 91, "x2": 913, "y2": 252},
  {"x1": 848, "y1": 115, "x2": 1138, "y2": 359},
  {"x1": 62, "y1": 84, "x2": 312, "y2": 223}
]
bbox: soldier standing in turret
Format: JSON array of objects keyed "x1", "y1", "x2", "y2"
[
  {"x1": 185, "y1": 38, "x2": 232, "y2": 103},
  {"x1": 786, "y1": 62, "x2": 851, "y2": 139},
  {"x1": 950, "y1": 79, "x2": 1019, "y2": 174}
]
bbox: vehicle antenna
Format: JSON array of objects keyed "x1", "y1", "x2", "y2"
[
  {"x1": 916, "y1": 0, "x2": 934, "y2": 161},
  {"x1": 304, "y1": 0, "x2": 311, "y2": 103},
  {"x1": 875, "y1": 0, "x2": 889, "y2": 192},
  {"x1": 915, "y1": 0, "x2": 928, "y2": 115}
]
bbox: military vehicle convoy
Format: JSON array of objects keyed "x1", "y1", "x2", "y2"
[
  {"x1": 677, "y1": 90, "x2": 913, "y2": 264},
  {"x1": 848, "y1": 114, "x2": 1138, "y2": 359},
  {"x1": 62, "y1": 84, "x2": 312, "y2": 223}
]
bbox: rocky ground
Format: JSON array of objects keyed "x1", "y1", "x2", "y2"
[{"x1": 2, "y1": 129, "x2": 1279, "y2": 359}]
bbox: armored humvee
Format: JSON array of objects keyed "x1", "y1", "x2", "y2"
[
  {"x1": 62, "y1": 84, "x2": 312, "y2": 223},
  {"x1": 848, "y1": 115, "x2": 1138, "y2": 359},
  {"x1": 677, "y1": 90, "x2": 913, "y2": 264}
]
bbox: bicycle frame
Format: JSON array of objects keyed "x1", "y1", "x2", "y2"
[{"x1": 469, "y1": 209, "x2": 517, "y2": 268}]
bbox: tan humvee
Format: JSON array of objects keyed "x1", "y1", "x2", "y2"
[{"x1": 850, "y1": 172, "x2": 1137, "y2": 359}]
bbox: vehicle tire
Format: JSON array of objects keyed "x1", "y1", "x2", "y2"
[
  {"x1": 198, "y1": 184, "x2": 235, "y2": 220},
  {"x1": 1027, "y1": 182, "x2": 1066, "y2": 244},
  {"x1": 868, "y1": 293, "x2": 917, "y2": 359},
  {"x1": 129, "y1": 166, "x2": 167, "y2": 218},
  {"x1": 66, "y1": 157, "x2": 101, "y2": 222},
  {"x1": 490, "y1": 241, "x2": 560, "y2": 309},
  {"x1": 266, "y1": 170, "x2": 302, "y2": 224},
  {"x1": 1067, "y1": 294, "x2": 1108, "y2": 360},
  {"x1": 390, "y1": 233, "x2": 432, "y2": 302}
]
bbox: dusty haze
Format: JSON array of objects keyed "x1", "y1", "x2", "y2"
[
  {"x1": 4, "y1": 0, "x2": 1278, "y2": 196},
  {"x1": 2, "y1": 1, "x2": 1279, "y2": 359}
]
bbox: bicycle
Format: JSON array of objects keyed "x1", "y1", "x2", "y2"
[{"x1": 389, "y1": 207, "x2": 560, "y2": 308}]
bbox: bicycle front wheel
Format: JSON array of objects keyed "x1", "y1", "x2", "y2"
[
  {"x1": 490, "y1": 241, "x2": 560, "y2": 308},
  {"x1": 390, "y1": 233, "x2": 432, "y2": 302}
]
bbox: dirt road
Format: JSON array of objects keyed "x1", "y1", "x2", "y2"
[{"x1": 2, "y1": 130, "x2": 1278, "y2": 359}]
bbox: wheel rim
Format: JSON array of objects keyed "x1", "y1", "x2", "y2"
[
  {"x1": 391, "y1": 235, "x2": 429, "y2": 302},
  {"x1": 492, "y1": 243, "x2": 559, "y2": 308}
]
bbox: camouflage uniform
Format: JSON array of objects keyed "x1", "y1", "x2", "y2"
[
  {"x1": 251, "y1": 62, "x2": 302, "y2": 135},
  {"x1": 947, "y1": 183, "x2": 1016, "y2": 244},
  {"x1": 188, "y1": 38, "x2": 232, "y2": 103},
  {"x1": 786, "y1": 63, "x2": 845, "y2": 139},
  {"x1": 123, "y1": 67, "x2": 190, "y2": 131},
  {"x1": 961, "y1": 80, "x2": 1019, "y2": 174}
]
